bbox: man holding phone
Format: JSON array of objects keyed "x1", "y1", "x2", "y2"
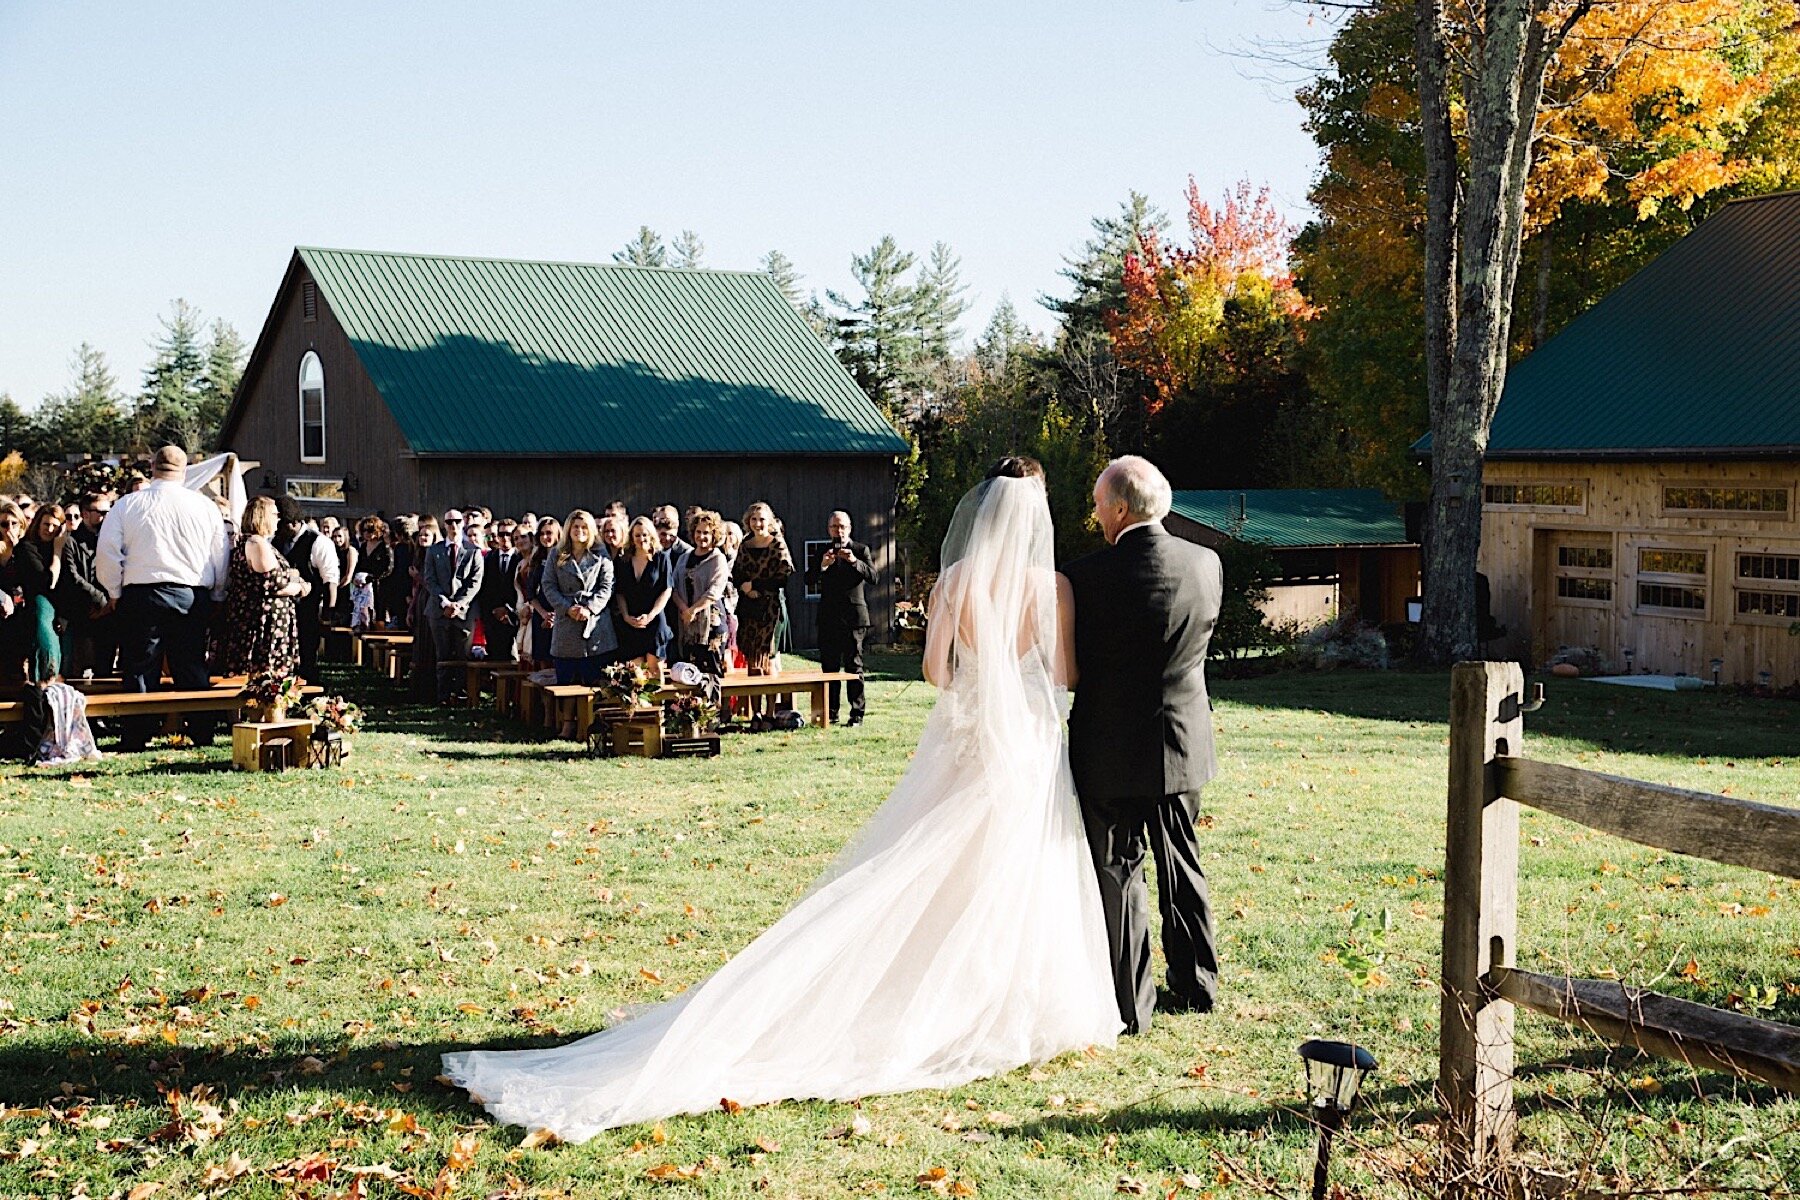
[{"x1": 806, "y1": 510, "x2": 876, "y2": 727}]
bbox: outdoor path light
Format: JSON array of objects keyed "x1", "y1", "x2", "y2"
[{"x1": 1298, "y1": 1039, "x2": 1377, "y2": 1200}]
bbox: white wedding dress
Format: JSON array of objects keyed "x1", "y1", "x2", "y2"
[{"x1": 442, "y1": 476, "x2": 1120, "y2": 1141}]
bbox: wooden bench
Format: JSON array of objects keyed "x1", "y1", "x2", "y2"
[
  {"x1": 528, "y1": 670, "x2": 860, "y2": 740},
  {"x1": 353, "y1": 631, "x2": 411, "y2": 673},
  {"x1": 490, "y1": 665, "x2": 538, "y2": 718},
  {"x1": 368, "y1": 636, "x2": 415, "y2": 681},
  {"x1": 0, "y1": 684, "x2": 322, "y2": 726},
  {"x1": 323, "y1": 625, "x2": 356, "y2": 662}
]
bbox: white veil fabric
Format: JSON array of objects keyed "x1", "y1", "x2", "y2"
[{"x1": 442, "y1": 474, "x2": 1119, "y2": 1141}]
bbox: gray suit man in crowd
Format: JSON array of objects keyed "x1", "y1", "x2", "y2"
[
  {"x1": 1061, "y1": 455, "x2": 1223, "y2": 1035},
  {"x1": 422, "y1": 508, "x2": 483, "y2": 703}
]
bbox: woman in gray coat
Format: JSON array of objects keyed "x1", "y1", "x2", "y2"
[{"x1": 540, "y1": 509, "x2": 617, "y2": 694}]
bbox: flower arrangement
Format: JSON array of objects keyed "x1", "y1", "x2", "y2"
[
  {"x1": 306, "y1": 694, "x2": 364, "y2": 736},
  {"x1": 242, "y1": 670, "x2": 305, "y2": 711},
  {"x1": 600, "y1": 660, "x2": 656, "y2": 710},
  {"x1": 661, "y1": 693, "x2": 716, "y2": 736}
]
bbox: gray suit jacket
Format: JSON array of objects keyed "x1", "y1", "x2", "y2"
[
  {"x1": 541, "y1": 552, "x2": 618, "y2": 659},
  {"x1": 423, "y1": 540, "x2": 484, "y2": 622},
  {"x1": 1063, "y1": 523, "x2": 1222, "y2": 811}
]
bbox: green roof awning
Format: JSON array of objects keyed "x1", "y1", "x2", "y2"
[
  {"x1": 295, "y1": 247, "x2": 907, "y2": 457},
  {"x1": 1168, "y1": 488, "x2": 1411, "y2": 548}
]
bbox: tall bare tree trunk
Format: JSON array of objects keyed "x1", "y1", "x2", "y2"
[
  {"x1": 1416, "y1": 0, "x2": 1579, "y2": 666},
  {"x1": 1530, "y1": 231, "x2": 1553, "y2": 348}
]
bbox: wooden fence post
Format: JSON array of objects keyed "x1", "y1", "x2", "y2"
[{"x1": 1441, "y1": 661, "x2": 1523, "y2": 1182}]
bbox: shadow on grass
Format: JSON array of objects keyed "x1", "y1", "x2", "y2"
[
  {"x1": 0, "y1": 1032, "x2": 580, "y2": 1112},
  {"x1": 1213, "y1": 667, "x2": 1800, "y2": 760}
]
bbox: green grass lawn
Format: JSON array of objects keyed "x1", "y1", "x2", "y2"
[{"x1": 0, "y1": 654, "x2": 1795, "y2": 1198}]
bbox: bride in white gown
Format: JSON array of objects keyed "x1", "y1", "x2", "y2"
[{"x1": 442, "y1": 468, "x2": 1121, "y2": 1141}]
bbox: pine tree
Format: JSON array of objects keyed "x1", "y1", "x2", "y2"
[
  {"x1": 1045, "y1": 191, "x2": 1170, "y2": 340},
  {"x1": 614, "y1": 226, "x2": 668, "y2": 268},
  {"x1": 196, "y1": 319, "x2": 247, "y2": 447},
  {"x1": 826, "y1": 236, "x2": 922, "y2": 419},
  {"x1": 671, "y1": 229, "x2": 705, "y2": 270},
  {"x1": 39, "y1": 343, "x2": 128, "y2": 458},
  {"x1": 914, "y1": 242, "x2": 970, "y2": 363},
  {"x1": 0, "y1": 393, "x2": 42, "y2": 461},
  {"x1": 760, "y1": 250, "x2": 804, "y2": 306},
  {"x1": 975, "y1": 294, "x2": 1034, "y2": 376},
  {"x1": 137, "y1": 300, "x2": 209, "y2": 449}
]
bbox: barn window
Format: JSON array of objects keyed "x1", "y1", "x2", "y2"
[
  {"x1": 298, "y1": 352, "x2": 326, "y2": 463},
  {"x1": 285, "y1": 477, "x2": 346, "y2": 504},
  {"x1": 1554, "y1": 543, "x2": 1613, "y2": 606},
  {"x1": 1733, "y1": 551, "x2": 1800, "y2": 625},
  {"x1": 302, "y1": 280, "x2": 318, "y2": 322},
  {"x1": 802, "y1": 541, "x2": 833, "y2": 600},
  {"x1": 1482, "y1": 481, "x2": 1585, "y2": 512},
  {"x1": 1635, "y1": 546, "x2": 1708, "y2": 617},
  {"x1": 1662, "y1": 485, "x2": 1789, "y2": 516}
]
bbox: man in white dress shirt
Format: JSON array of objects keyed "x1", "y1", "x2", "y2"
[{"x1": 96, "y1": 445, "x2": 232, "y2": 750}]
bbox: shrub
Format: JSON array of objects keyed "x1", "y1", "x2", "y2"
[
  {"x1": 1210, "y1": 538, "x2": 1279, "y2": 660},
  {"x1": 1281, "y1": 614, "x2": 1390, "y2": 670}
]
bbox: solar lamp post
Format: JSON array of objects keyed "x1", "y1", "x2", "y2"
[{"x1": 1297, "y1": 1039, "x2": 1377, "y2": 1200}]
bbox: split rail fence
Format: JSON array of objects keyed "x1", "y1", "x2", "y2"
[{"x1": 1441, "y1": 661, "x2": 1800, "y2": 1176}]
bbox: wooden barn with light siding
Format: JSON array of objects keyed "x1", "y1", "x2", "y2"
[
  {"x1": 219, "y1": 247, "x2": 908, "y2": 649},
  {"x1": 1466, "y1": 193, "x2": 1800, "y2": 684},
  {"x1": 1166, "y1": 488, "x2": 1420, "y2": 626}
]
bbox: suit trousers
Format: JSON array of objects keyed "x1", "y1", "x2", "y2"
[
  {"x1": 817, "y1": 624, "x2": 866, "y2": 719},
  {"x1": 294, "y1": 594, "x2": 325, "y2": 681},
  {"x1": 116, "y1": 584, "x2": 215, "y2": 748},
  {"x1": 1080, "y1": 790, "x2": 1218, "y2": 1034},
  {"x1": 425, "y1": 613, "x2": 473, "y2": 703}
]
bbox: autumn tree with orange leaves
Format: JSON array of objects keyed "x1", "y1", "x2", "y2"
[
  {"x1": 1107, "y1": 179, "x2": 1345, "y2": 489},
  {"x1": 1291, "y1": 0, "x2": 1800, "y2": 663}
]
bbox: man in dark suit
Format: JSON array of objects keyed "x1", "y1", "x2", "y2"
[
  {"x1": 806, "y1": 510, "x2": 876, "y2": 726},
  {"x1": 478, "y1": 520, "x2": 520, "y2": 663},
  {"x1": 1062, "y1": 455, "x2": 1223, "y2": 1035}
]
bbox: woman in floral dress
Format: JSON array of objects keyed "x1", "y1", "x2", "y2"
[{"x1": 220, "y1": 496, "x2": 306, "y2": 678}]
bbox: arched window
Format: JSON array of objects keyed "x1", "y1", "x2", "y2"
[{"x1": 298, "y1": 352, "x2": 326, "y2": 463}]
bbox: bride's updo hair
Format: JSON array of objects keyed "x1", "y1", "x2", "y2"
[{"x1": 985, "y1": 455, "x2": 1044, "y2": 481}]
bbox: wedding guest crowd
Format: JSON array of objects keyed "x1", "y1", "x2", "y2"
[{"x1": 0, "y1": 447, "x2": 881, "y2": 745}]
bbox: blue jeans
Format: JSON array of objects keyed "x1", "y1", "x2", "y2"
[{"x1": 553, "y1": 655, "x2": 604, "y2": 686}]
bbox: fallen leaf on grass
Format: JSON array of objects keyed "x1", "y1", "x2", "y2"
[
  {"x1": 519, "y1": 1127, "x2": 560, "y2": 1150},
  {"x1": 197, "y1": 1151, "x2": 254, "y2": 1185},
  {"x1": 126, "y1": 1184, "x2": 161, "y2": 1200},
  {"x1": 446, "y1": 1131, "x2": 480, "y2": 1170},
  {"x1": 719, "y1": 1097, "x2": 743, "y2": 1115}
]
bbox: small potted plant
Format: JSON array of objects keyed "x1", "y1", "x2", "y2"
[
  {"x1": 306, "y1": 694, "x2": 364, "y2": 757},
  {"x1": 661, "y1": 693, "x2": 715, "y2": 739},
  {"x1": 599, "y1": 660, "x2": 656, "y2": 712},
  {"x1": 242, "y1": 671, "x2": 304, "y2": 723}
]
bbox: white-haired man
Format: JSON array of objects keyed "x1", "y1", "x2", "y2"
[{"x1": 1060, "y1": 455, "x2": 1223, "y2": 1035}]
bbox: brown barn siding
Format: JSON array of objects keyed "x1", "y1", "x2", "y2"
[
  {"x1": 416, "y1": 455, "x2": 897, "y2": 649},
  {"x1": 223, "y1": 264, "x2": 420, "y2": 515},
  {"x1": 1479, "y1": 458, "x2": 1800, "y2": 684}
]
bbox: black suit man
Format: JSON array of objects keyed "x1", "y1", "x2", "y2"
[
  {"x1": 478, "y1": 539, "x2": 520, "y2": 663},
  {"x1": 1061, "y1": 456, "x2": 1223, "y2": 1035},
  {"x1": 805, "y1": 510, "x2": 875, "y2": 726}
]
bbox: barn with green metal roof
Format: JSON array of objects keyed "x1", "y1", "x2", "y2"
[
  {"x1": 1463, "y1": 192, "x2": 1800, "y2": 684},
  {"x1": 1166, "y1": 488, "x2": 1420, "y2": 626},
  {"x1": 220, "y1": 247, "x2": 908, "y2": 648}
]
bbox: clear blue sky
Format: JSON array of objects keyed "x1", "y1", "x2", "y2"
[{"x1": 0, "y1": 0, "x2": 1328, "y2": 410}]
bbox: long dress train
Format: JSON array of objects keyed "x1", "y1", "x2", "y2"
[{"x1": 442, "y1": 476, "x2": 1117, "y2": 1141}]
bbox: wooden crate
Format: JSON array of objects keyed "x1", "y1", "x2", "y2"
[
  {"x1": 232, "y1": 719, "x2": 314, "y2": 771},
  {"x1": 661, "y1": 734, "x2": 720, "y2": 759},
  {"x1": 609, "y1": 719, "x2": 663, "y2": 758}
]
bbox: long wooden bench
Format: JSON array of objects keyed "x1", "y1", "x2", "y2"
[
  {"x1": 0, "y1": 684, "x2": 322, "y2": 726},
  {"x1": 530, "y1": 670, "x2": 860, "y2": 740}
]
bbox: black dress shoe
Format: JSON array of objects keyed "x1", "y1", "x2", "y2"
[
  {"x1": 1157, "y1": 987, "x2": 1214, "y2": 1015},
  {"x1": 845, "y1": 713, "x2": 864, "y2": 727}
]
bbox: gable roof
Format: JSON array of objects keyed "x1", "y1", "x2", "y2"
[
  {"x1": 1420, "y1": 192, "x2": 1800, "y2": 459},
  {"x1": 236, "y1": 247, "x2": 907, "y2": 457},
  {"x1": 1168, "y1": 488, "x2": 1411, "y2": 548}
]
